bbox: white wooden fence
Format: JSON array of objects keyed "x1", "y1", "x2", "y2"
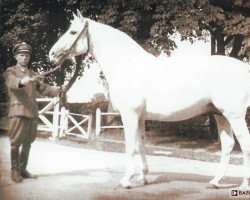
[
  {"x1": 37, "y1": 98, "x2": 123, "y2": 138},
  {"x1": 37, "y1": 97, "x2": 91, "y2": 139},
  {"x1": 95, "y1": 108, "x2": 123, "y2": 136}
]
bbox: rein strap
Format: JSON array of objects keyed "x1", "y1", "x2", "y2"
[
  {"x1": 40, "y1": 65, "x2": 61, "y2": 76},
  {"x1": 33, "y1": 21, "x2": 90, "y2": 92},
  {"x1": 64, "y1": 21, "x2": 90, "y2": 56}
]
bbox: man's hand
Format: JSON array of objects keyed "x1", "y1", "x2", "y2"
[
  {"x1": 31, "y1": 74, "x2": 44, "y2": 82},
  {"x1": 19, "y1": 76, "x2": 33, "y2": 86}
]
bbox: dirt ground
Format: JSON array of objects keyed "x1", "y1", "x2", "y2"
[
  {"x1": 0, "y1": 133, "x2": 245, "y2": 200},
  {"x1": 1, "y1": 124, "x2": 248, "y2": 200},
  {"x1": 45, "y1": 126, "x2": 243, "y2": 166}
]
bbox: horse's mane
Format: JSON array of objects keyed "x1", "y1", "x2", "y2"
[{"x1": 86, "y1": 18, "x2": 154, "y2": 59}]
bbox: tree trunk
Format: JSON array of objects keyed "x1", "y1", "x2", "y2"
[
  {"x1": 229, "y1": 35, "x2": 243, "y2": 59},
  {"x1": 211, "y1": 35, "x2": 216, "y2": 55},
  {"x1": 216, "y1": 32, "x2": 225, "y2": 55}
]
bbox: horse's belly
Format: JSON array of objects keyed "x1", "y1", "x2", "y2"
[
  {"x1": 145, "y1": 86, "x2": 212, "y2": 121},
  {"x1": 145, "y1": 100, "x2": 211, "y2": 121}
]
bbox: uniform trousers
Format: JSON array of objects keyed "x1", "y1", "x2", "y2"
[
  {"x1": 8, "y1": 117, "x2": 38, "y2": 173},
  {"x1": 8, "y1": 116, "x2": 38, "y2": 146}
]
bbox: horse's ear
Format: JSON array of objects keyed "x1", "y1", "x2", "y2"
[
  {"x1": 77, "y1": 9, "x2": 81, "y2": 17},
  {"x1": 76, "y1": 9, "x2": 85, "y2": 22},
  {"x1": 73, "y1": 12, "x2": 78, "y2": 20}
]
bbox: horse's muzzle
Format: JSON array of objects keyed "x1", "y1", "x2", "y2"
[{"x1": 49, "y1": 53, "x2": 66, "y2": 66}]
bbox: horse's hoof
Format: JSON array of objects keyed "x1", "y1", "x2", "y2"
[
  {"x1": 137, "y1": 178, "x2": 148, "y2": 185},
  {"x1": 119, "y1": 180, "x2": 132, "y2": 189},
  {"x1": 206, "y1": 183, "x2": 220, "y2": 189},
  {"x1": 124, "y1": 185, "x2": 132, "y2": 189},
  {"x1": 119, "y1": 183, "x2": 132, "y2": 189}
]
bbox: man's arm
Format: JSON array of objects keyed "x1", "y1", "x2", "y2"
[
  {"x1": 36, "y1": 81, "x2": 60, "y2": 97},
  {"x1": 4, "y1": 68, "x2": 27, "y2": 90}
]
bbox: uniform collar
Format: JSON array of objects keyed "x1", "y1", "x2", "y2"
[{"x1": 15, "y1": 65, "x2": 27, "y2": 72}]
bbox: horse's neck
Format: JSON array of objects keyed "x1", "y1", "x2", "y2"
[{"x1": 88, "y1": 20, "x2": 152, "y2": 82}]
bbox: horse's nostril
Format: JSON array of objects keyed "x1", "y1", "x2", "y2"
[{"x1": 51, "y1": 52, "x2": 55, "y2": 56}]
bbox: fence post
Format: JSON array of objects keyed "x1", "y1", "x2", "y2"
[
  {"x1": 87, "y1": 114, "x2": 92, "y2": 139},
  {"x1": 96, "y1": 108, "x2": 101, "y2": 136},
  {"x1": 59, "y1": 106, "x2": 69, "y2": 138},
  {"x1": 51, "y1": 97, "x2": 60, "y2": 139}
]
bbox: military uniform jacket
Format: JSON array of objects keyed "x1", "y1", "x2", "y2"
[{"x1": 4, "y1": 65, "x2": 60, "y2": 118}]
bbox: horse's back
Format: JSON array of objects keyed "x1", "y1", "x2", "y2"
[
  {"x1": 205, "y1": 56, "x2": 250, "y2": 113},
  {"x1": 144, "y1": 55, "x2": 250, "y2": 121}
]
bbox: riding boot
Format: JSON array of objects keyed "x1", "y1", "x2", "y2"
[
  {"x1": 19, "y1": 144, "x2": 37, "y2": 179},
  {"x1": 11, "y1": 145, "x2": 23, "y2": 183}
]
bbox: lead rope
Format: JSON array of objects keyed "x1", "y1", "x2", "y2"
[
  {"x1": 58, "y1": 21, "x2": 90, "y2": 107},
  {"x1": 62, "y1": 21, "x2": 90, "y2": 93},
  {"x1": 34, "y1": 21, "x2": 90, "y2": 108},
  {"x1": 33, "y1": 21, "x2": 89, "y2": 82}
]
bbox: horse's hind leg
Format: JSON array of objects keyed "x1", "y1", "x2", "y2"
[
  {"x1": 226, "y1": 116, "x2": 250, "y2": 189},
  {"x1": 136, "y1": 117, "x2": 148, "y2": 185},
  {"x1": 208, "y1": 115, "x2": 235, "y2": 189}
]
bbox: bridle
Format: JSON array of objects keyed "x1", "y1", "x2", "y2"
[
  {"x1": 31, "y1": 21, "x2": 91, "y2": 108},
  {"x1": 60, "y1": 21, "x2": 90, "y2": 63},
  {"x1": 37, "y1": 21, "x2": 90, "y2": 78}
]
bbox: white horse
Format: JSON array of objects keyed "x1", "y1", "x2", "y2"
[{"x1": 49, "y1": 11, "x2": 250, "y2": 189}]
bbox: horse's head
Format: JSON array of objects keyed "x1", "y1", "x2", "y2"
[{"x1": 49, "y1": 10, "x2": 89, "y2": 66}]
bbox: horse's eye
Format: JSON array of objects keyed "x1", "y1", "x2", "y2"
[{"x1": 70, "y1": 30, "x2": 77, "y2": 35}]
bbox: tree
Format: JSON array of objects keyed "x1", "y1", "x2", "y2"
[
  {"x1": 1, "y1": 0, "x2": 250, "y2": 103},
  {"x1": 0, "y1": 0, "x2": 71, "y2": 83},
  {"x1": 70, "y1": 0, "x2": 250, "y2": 59}
]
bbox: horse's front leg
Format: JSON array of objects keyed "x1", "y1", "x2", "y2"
[{"x1": 119, "y1": 110, "x2": 141, "y2": 189}]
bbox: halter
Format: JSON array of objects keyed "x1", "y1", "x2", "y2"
[
  {"x1": 35, "y1": 21, "x2": 90, "y2": 79},
  {"x1": 62, "y1": 21, "x2": 90, "y2": 59}
]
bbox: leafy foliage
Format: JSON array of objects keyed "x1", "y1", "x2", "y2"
[{"x1": 0, "y1": 0, "x2": 250, "y2": 103}]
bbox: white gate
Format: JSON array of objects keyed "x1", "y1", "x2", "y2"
[
  {"x1": 37, "y1": 97, "x2": 91, "y2": 139},
  {"x1": 95, "y1": 108, "x2": 123, "y2": 136}
]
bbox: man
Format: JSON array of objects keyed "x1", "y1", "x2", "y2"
[{"x1": 4, "y1": 42, "x2": 65, "y2": 183}]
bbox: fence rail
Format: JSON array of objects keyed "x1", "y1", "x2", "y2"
[
  {"x1": 37, "y1": 97, "x2": 91, "y2": 140},
  {"x1": 95, "y1": 108, "x2": 123, "y2": 136}
]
